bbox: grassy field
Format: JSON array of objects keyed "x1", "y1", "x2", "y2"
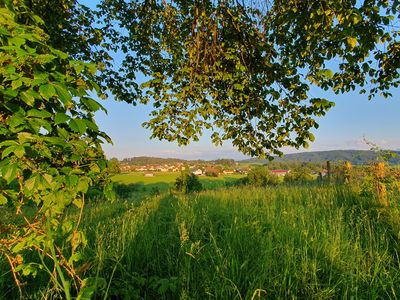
[
  {"x1": 111, "y1": 172, "x2": 245, "y2": 196},
  {"x1": 3, "y1": 184, "x2": 399, "y2": 299}
]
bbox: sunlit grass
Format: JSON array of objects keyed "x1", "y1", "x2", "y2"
[
  {"x1": 2, "y1": 184, "x2": 399, "y2": 298},
  {"x1": 75, "y1": 185, "x2": 400, "y2": 299},
  {"x1": 111, "y1": 171, "x2": 244, "y2": 191}
]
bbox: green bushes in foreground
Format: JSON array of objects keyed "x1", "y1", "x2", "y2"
[{"x1": 1, "y1": 185, "x2": 400, "y2": 299}]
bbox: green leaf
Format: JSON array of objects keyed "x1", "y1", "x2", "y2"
[
  {"x1": 20, "y1": 91, "x2": 35, "y2": 106},
  {"x1": 319, "y1": 69, "x2": 333, "y2": 79},
  {"x1": 346, "y1": 37, "x2": 357, "y2": 49},
  {"x1": 69, "y1": 119, "x2": 87, "y2": 134},
  {"x1": 308, "y1": 132, "x2": 315, "y2": 142},
  {"x1": 77, "y1": 278, "x2": 106, "y2": 300},
  {"x1": 27, "y1": 109, "x2": 52, "y2": 118},
  {"x1": 81, "y1": 97, "x2": 102, "y2": 112},
  {"x1": 10, "y1": 36, "x2": 26, "y2": 47},
  {"x1": 17, "y1": 132, "x2": 35, "y2": 143},
  {"x1": 53, "y1": 83, "x2": 72, "y2": 104},
  {"x1": 2, "y1": 164, "x2": 18, "y2": 184},
  {"x1": 42, "y1": 174, "x2": 53, "y2": 185},
  {"x1": 233, "y1": 83, "x2": 244, "y2": 90},
  {"x1": 0, "y1": 140, "x2": 18, "y2": 148},
  {"x1": 2, "y1": 145, "x2": 21, "y2": 158},
  {"x1": 54, "y1": 112, "x2": 70, "y2": 125},
  {"x1": 25, "y1": 176, "x2": 37, "y2": 191},
  {"x1": 12, "y1": 241, "x2": 26, "y2": 253},
  {"x1": 77, "y1": 178, "x2": 89, "y2": 193},
  {"x1": 39, "y1": 84, "x2": 56, "y2": 100},
  {"x1": 50, "y1": 48, "x2": 69, "y2": 60},
  {"x1": 3, "y1": 88, "x2": 18, "y2": 98},
  {"x1": 84, "y1": 119, "x2": 99, "y2": 131},
  {"x1": 43, "y1": 136, "x2": 66, "y2": 146},
  {"x1": 0, "y1": 194, "x2": 7, "y2": 205}
]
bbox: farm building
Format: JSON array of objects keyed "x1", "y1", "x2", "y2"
[
  {"x1": 223, "y1": 170, "x2": 235, "y2": 175},
  {"x1": 270, "y1": 170, "x2": 290, "y2": 177},
  {"x1": 192, "y1": 169, "x2": 203, "y2": 176}
]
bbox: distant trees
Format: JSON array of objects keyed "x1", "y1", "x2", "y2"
[
  {"x1": 108, "y1": 157, "x2": 121, "y2": 174},
  {"x1": 212, "y1": 159, "x2": 236, "y2": 167},
  {"x1": 264, "y1": 161, "x2": 324, "y2": 173},
  {"x1": 205, "y1": 169, "x2": 219, "y2": 177}
]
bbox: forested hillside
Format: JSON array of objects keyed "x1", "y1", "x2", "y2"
[{"x1": 241, "y1": 150, "x2": 400, "y2": 165}]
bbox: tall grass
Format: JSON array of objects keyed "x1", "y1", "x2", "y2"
[{"x1": 73, "y1": 185, "x2": 400, "y2": 299}]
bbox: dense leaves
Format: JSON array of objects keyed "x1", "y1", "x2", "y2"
[
  {"x1": 0, "y1": 1, "x2": 111, "y2": 297},
  {"x1": 95, "y1": 0, "x2": 399, "y2": 157},
  {"x1": 16, "y1": 0, "x2": 399, "y2": 158},
  {"x1": 242, "y1": 166, "x2": 280, "y2": 186},
  {"x1": 175, "y1": 168, "x2": 203, "y2": 194}
]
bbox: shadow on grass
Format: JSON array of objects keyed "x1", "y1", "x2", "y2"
[{"x1": 90, "y1": 195, "x2": 181, "y2": 299}]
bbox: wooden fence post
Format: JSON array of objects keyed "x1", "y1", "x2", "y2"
[{"x1": 327, "y1": 161, "x2": 331, "y2": 182}]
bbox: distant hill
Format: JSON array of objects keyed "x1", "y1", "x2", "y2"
[
  {"x1": 240, "y1": 150, "x2": 400, "y2": 165},
  {"x1": 120, "y1": 150, "x2": 400, "y2": 166},
  {"x1": 121, "y1": 156, "x2": 186, "y2": 165},
  {"x1": 121, "y1": 156, "x2": 237, "y2": 166}
]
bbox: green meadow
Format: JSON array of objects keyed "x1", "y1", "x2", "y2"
[
  {"x1": 111, "y1": 172, "x2": 245, "y2": 195},
  {"x1": 3, "y1": 184, "x2": 400, "y2": 299}
]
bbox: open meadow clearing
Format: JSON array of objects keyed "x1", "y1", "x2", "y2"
[
  {"x1": 3, "y1": 184, "x2": 400, "y2": 299},
  {"x1": 110, "y1": 172, "x2": 245, "y2": 197}
]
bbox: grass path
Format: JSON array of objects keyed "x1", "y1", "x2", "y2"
[{"x1": 77, "y1": 185, "x2": 400, "y2": 299}]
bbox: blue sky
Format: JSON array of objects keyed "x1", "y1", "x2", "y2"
[
  {"x1": 82, "y1": 0, "x2": 400, "y2": 160},
  {"x1": 95, "y1": 88, "x2": 400, "y2": 160}
]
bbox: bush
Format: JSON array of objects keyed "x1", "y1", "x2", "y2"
[
  {"x1": 242, "y1": 167, "x2": 279, "y2": 187},
  {"x1": 205, "y1": 170, "x2": 219, "y2": 177},
  {"x1": 284, "y1": 166, "x2": 314, "y2": 183},
  {"x1": 175, "y1": 170, "x2": 203, "y2": 194}
]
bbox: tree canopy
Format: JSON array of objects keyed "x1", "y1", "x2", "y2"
[{"x1": 19, "y1": 0, "x2": 400, "y2": 158}]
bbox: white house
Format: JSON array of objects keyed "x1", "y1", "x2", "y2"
[{"x1": 192, "y1": 169, "x2": 203, "y2": 176}]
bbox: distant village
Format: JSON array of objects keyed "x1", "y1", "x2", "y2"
[
  {"x1": 117, "y1": 153, "x2": 369, "y2": 179},
  {"x1": 119, "y1": 161, "x2": 295, "y2": 177}
]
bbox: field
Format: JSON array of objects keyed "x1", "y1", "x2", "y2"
[
  {"x1": 2, "y1": 183, "x2": 400, "y2": 299},
  {"x1": 111, "y1": 172, "x2": 245, "y2": 197}
]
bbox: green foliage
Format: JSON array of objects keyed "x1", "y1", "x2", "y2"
[
  {"x1": 108, "y1": 157, "x2": 121, "y2": 174},
  {"x1": 205, "y1": 170, "x2": 219, "y2": 177},
  {"x1": 284, "y1": 166, "x2": 314, "y2": 183},
  {"x1": 242, "y1": 166, "x2": 279, "y2": 187},
  {"x1": 95, "y1": 0, "x2": 398, "y2": 158},
  {"x1": 243, "y1": 150, "x2": 400, "y2": 165},
  {"x1": 175, "y1": 168, "x2": 202, "y2": 194},
  {"x1": 14, "y1": 1, "x2": 400, "y2": 158},
  {"x1": 0, "y1": 1, "x2": 111, "y2": 297}
]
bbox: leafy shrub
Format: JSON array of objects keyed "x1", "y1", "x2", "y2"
[
  {"x1": 205, "y1": 170, "x2": 219, "y2": 177},
  {"x1": 0, "y1": 2, "x2": 112, "y2": 298},
  {"x1": 242, "y1": 167, "x2": 279, "y2": 187},
  {"x1": 175, "y1": 170, "x2": 202, "y2": 194},
  {"x1": 284, "y1": 166, "x2": 314, "y2": 183}
]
